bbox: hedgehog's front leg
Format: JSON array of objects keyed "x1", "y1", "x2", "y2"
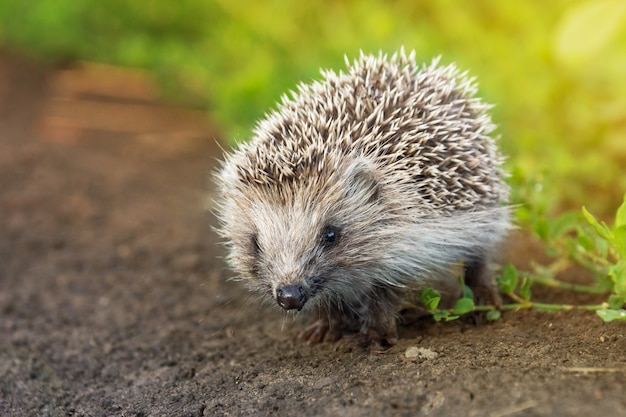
[
  {"x1": 465, "y1": 255, "x2": 502, "y2": 308},
  {"x1": 337, "y1": 296, "x2": 399, "y2": 351},
  {"x1": 300, "y1": 299, "x2": 398, "y2": 350},
  {"x1": 299, "y1": 305, "x2": 345, "y2": 343}
]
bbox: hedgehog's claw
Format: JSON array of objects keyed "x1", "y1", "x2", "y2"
[
  {"x1": 299, "y1": 318, "x2": 342, "y2": 344},
  {"x1": 334, "y1": 328, "x2": 398, "y2": 352}
]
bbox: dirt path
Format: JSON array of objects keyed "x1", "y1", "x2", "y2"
[{"x1": 1, "y1": 51, "x2": 625, "y2": 417}]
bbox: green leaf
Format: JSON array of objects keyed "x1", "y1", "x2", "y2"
[
  {"x1": 550, "y1": 211, "x2": 580, "y2": 239},
  {"x1": 461, "y1": 284, "x2": 474, "y2": 300},
  {"x1": 453, "y1": 298, "x2": 475, "y2": 315},
  {"x1": 486, "y1": 310, "x2": 501, "y2": 322},
  {"x1": 577, "y1": 227, "x2": 595, "y2": 251},
  {"x1": 596, "y1": 235, "x2": 610, "y2": 259},
  {"x1": 582, "y1": 206, "x2": 613, "y2": 240},
  {"x1": 432, "y1": 311, "x2": 460, "y2": 322},
  {"x1": 534, "y1": 217, "x2": 550, "y2": 241},
  {"x1": 613, "y1": 226, "x2": 626, "y2": 259},
  {"x1": 607, "y1": 294, "x2": 625, "y2": 309},
  {"x1": 609, "y1": 261, "x2": 626, "y2": 297},
  {"x1": 420, "y1": 288, "x2": 441, "y2": 312},
  {"x1": 432, "y1": 311, "x2": 448, "y2": 322},
  {"x1": 519, "y1": 275, "x2": 532, "y2": 301},
  {"x1": 496, "y1": 263, "x2": 519, "y2": 294},
  {"x1": 616, "y1": 193, "x2": 626, "y2": 228},
  {"x1": 581, "y1": 206, "x2": 597, "y2": 225},
  {"x1": 596, "y1": 309, "x2": 626, "y2": 322}
]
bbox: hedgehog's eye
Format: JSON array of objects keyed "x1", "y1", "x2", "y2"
[{"x1": 321, "y1": 226, "x2": 340, "y2": 248}]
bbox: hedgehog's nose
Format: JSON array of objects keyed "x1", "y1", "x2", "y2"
[{"x1": 276, "y1": 285, "x2": 307, "y2": 311}]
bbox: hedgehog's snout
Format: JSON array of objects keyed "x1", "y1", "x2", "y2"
[{"x1": 276, "y1": 284, "x2": 307, "y2": 311}]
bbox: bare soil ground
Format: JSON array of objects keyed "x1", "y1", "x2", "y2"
[{"x1": 1, "y1": 50, "x2": 625, "y2": 417}]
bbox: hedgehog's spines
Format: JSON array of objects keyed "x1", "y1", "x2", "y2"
[{"x1": 221, "y1": 49, "x2": 507, "y2": 220}]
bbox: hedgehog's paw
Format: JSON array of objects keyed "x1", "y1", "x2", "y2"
[
  {"x1": 335, "y1": 328, "x2": 398, "y2": 352},
  {"x1": 473, "y1": 285, "x2": 502, "y2": 309},
  {"x1": 463, "y1": 280, "x2": 502, "y2": 326},
  {"x1": 465, "y1": 256, "x2": 503, "y2": 309},
  {"x1": 299, "y1": 318, "x2": 343, "y2": 344}
]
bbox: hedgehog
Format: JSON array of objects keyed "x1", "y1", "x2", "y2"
[{"x1": 215, "y1": 49, "x2": 511, "y2": 350}]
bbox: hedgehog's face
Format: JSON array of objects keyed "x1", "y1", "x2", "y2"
[
  {"x1": 221, "y1": 158, "x2": 387, "y2": 311},
  {"x1": 250, "y1": 207, "x2": 346, "y2": 312}
]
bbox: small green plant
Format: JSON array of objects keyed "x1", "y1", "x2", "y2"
[{"x1": 421, "y1": 193, "x2": 626, "y2": 322}]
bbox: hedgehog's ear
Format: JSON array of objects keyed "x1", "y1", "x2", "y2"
[{"x1": 343, "y1": 159, "x2": 381, "y2": 204}]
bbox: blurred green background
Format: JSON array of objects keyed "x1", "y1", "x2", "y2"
[{"x1": 1, "y1": 0, "x2": 625, "y2": 217}]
